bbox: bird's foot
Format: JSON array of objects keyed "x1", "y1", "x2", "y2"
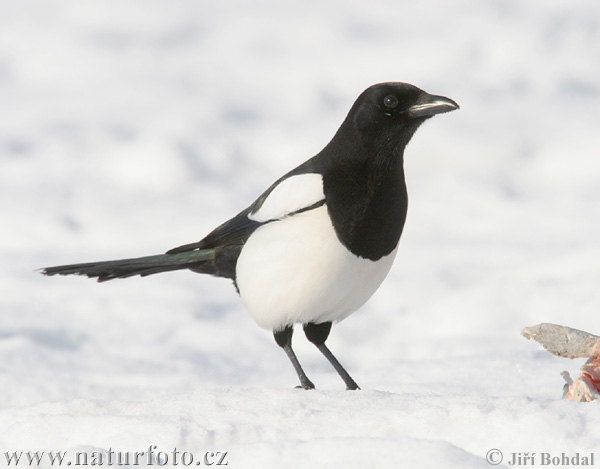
[{"x1": 295, "y1": 380, "x2": 315, "y2": 390}]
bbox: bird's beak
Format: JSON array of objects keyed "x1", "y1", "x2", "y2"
[{"x1": 406, "y1": 93, "x2": 459, "y2": 118}]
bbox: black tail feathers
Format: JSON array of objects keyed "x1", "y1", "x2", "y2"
[{"x1": 41, "y1": 250, "x2": 215, "y2": 282}]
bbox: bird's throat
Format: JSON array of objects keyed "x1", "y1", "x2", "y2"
[{"x1": 324, "y1": 151, "x2": 408, "y2": 261}]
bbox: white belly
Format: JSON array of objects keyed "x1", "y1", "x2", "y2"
[{"x1": 235, "y1": 204, "x2": 397, "y2": 330}]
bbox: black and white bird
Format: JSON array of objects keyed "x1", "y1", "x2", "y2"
[{"x1": 42, "y1": 82, "x2": 458, "y2": 390}]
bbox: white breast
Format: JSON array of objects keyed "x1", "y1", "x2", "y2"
[{"x1": 236, "y1": 204, "x2": 397, "y2": 331}]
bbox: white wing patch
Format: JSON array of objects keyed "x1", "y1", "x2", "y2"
[{"x1": 248, "y1": 173, "x2": 325, "y2": 223}]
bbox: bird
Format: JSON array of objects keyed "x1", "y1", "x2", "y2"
[{"x1": 41, "y1": 82, "x2": 459, "y2": 390}]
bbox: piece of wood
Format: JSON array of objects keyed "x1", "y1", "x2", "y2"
[{"x1": 521, "y1": 323, "x2": 600, "y2": 359}]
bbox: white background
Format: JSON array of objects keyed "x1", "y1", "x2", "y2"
[{"x1": 1, "y1": 0, "x2": 600, "y2": 467}]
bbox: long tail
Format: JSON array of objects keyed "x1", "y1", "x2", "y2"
[{"x1": 41, "y1": 250, "x2": 215, "y2": 282}]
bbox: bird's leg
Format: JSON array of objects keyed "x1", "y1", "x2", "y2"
[
  {"x1": 303, "y1": 322, "x2": 360, "y2": 390},
  {"x1": 273, "y1": 325, "x2": 315, "y2": 390}
]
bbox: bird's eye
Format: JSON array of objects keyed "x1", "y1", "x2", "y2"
[{"x1": 383, "y1": 95, "x2": 399, "y2": 110}]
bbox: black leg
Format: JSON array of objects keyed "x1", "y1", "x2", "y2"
[
  {"x1": 273, "y1": 326, "x2": 315, "y2": 390},
  {"x1": 303, "y1": 322, "x2": 360, "y2": 390}
]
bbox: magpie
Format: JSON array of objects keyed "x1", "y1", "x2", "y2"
[{"x1": 42, "y1": 82, "x2": 458, "y2": 390}]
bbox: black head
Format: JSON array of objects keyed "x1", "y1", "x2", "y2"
[
  {"x1": 347, "y1": 82, "x2": 459, "y2": 149},
  {"x1": 310, "y1": 83, "x2": 457, "y2": 260}
]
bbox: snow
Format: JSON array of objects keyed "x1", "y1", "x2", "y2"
[{"x1": 2, "y1": 0, "x2": 600, "y2": 467}]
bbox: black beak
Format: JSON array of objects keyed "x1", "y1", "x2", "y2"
[{"x1": 406, "y1": 93, "x2": 459, "y2": 118}]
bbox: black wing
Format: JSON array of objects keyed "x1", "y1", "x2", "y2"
[
  {"x1": 168, "y1": 160, "x2": 324, "y2": 255},
  {"x1": 167, "y1": 168, "x2": 304, "y2": 255},
  {"x1": 167, "y1": 208, "x2": 261, "y2": 254}
]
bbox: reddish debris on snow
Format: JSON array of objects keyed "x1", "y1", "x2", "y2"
[{"x1": 522, "y1": 323, "x2": 600, "y2": 402}]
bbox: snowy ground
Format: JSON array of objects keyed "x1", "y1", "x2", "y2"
[{"x1": 2, "y1": 0, "x2": 600, "y2": 467}]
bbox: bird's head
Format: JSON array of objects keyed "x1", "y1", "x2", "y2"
[{"x1": 348, "y1": 82, "x2": 459, "y2": 151}]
